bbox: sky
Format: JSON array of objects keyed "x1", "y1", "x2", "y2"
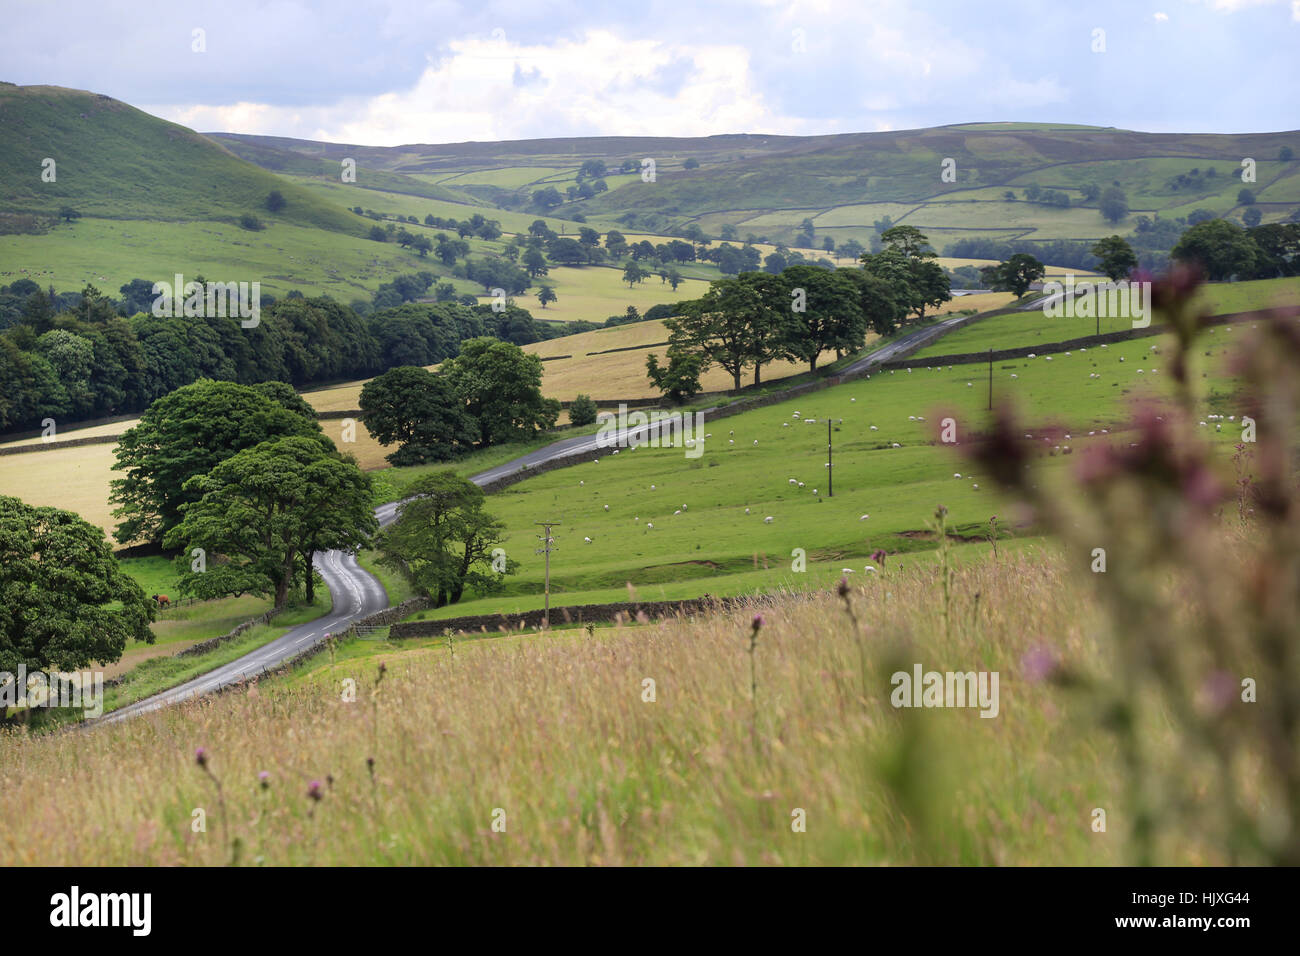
[{"x1": 3, "y1": 0, "x2": 1298, "y2": 146}]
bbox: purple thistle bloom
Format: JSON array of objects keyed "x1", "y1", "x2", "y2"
[
  {"x1": 751, "y1": 613, "x2": 764, "y2": 633},
  {"x1": 195, "y1": 747, "x2": 208, "y2": 768},
  {"x1": 307, "y1": 780, "x2": 323, "y2": 801},
  {"x1": 1021, "y1": 645, "x2": 1059, "y2": 683}
]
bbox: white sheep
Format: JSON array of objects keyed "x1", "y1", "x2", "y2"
[{"x1": 764, "y1": 516, "x2": 774, "y2": 523}]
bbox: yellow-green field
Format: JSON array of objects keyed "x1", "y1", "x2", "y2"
[{"x1": 0, "y1": 417, "x2": 392, "y2": 539}]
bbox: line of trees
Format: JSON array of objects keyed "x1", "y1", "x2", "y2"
[
  {"x1": 0, "y1": 279, "x2": 580, "y2": 435},
  {"x1": 648, "y1": 226, "x2": 950, "y2": 395},
  {"x1": 358, "y1": 338, "x2": 560, "y2": 465}
]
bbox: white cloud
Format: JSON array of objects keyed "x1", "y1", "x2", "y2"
[
  {"x1": 1154, "y1": 11, "x2": 1170, "y2": 21},
  {"x1": 148, "y1": 29, "x2": 826, "y2": 144}
]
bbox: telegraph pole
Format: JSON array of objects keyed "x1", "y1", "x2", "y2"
[
  {"x1": 987, "y1": 349, "x2": 993, "y2": 411},
  {"x1": 827, "y1": 418, "x2": 842, "y2": 497},
  {"x1": 535, "y1": 522, "x2": 560, "y2": 629}
]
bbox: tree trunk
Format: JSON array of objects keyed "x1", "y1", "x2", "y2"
[
  {"x1": 275, "y1": 563, "x2": 293, "y2": 609},
  {"x1": 732, "y1": 368, "x2": 742, "y2": 391},
  {"x1": 303, "y1": 550, "x2": 315, "y2": 605},
  {"x1": 753, "y1": 364, "x2": 762, "y2": 387},
  {"x1": 809, "y1": 355, "x2": 818, "y2": 373}
]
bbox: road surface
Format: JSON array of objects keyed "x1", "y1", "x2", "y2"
[{"x1": 95, "y1": 312, "x2": 978, "y2": 725}]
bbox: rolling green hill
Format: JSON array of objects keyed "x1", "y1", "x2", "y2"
[
  {"x1": 0, "y1": 83, "x2": 363, "y2": 235},
  {"x1": 214, "y1": 123, "x2": 1300, "y2": 247}
]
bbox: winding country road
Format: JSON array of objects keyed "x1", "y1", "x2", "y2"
[{"x1": 95, "y1": 314, "x2": 972, "y2": 726}]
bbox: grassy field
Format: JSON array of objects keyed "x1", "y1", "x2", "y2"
[
  {"x1": 912, "y1": 277, "x2": 1300, "y2": 359},
  {"x1": 1, "y1": 548, "x2": 1158, "y2": 865},
  {"x1": 380, "y1": 323, "x2": 1247, "y2": 624},
  {"x1": 0, "y1": 216, "x2": 434, "y2": 301}
]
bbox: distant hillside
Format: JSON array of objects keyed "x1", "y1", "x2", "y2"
[
  {"x1": 213, "y1": 123, "x2": 1300, "y2": 247},
  {"x1": 0, "y1": 83, "x2": 364, "y2": 235}
]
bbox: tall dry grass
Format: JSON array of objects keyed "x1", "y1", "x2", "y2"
[{"x1": 1, "y1": 551, "x2": 1141, "y2": 865}]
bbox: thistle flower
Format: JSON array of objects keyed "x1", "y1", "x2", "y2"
[
  {"x1": 751, "y1": 613, "x2": 764, "y2": 634},
  {"x1": 258, "y1": 771, "x2": 270, "y2": 791},
  {"x1": 195, "y1": 747, "x2": 208, "y2": 768},
  {"x1": 307, "y1": 780, "x2": 323, "y2": 802}
]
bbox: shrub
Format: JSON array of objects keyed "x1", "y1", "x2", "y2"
[{"x1": 569, "y1": 394, "x2": 598, "y2": 427}]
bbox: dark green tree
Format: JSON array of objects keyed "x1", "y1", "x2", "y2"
[
  {"x1": 165, "y1": 436, "x2": 376, "y2": 608},
  {"x1": 109, "y1": 379, "x2": 326, "y2": 546},
  {"x1": 1090, "y1": 235, "x2": 1139, "y2": 282},
  {"x1": 569, "y1": 393, "x2": 598, "y2": 426},
  {"x1": 359, "y1": 366, "x2": 476, "y2": 465},
  {"x1": 0, "y1": 496, "x2": 154, "y2": 674},
  {"x1": 375, "y1": 471, "x2": 510, "y2": 607},
  {"x1": 441, "y1": 338, "x2": 559, "y2": 448}
]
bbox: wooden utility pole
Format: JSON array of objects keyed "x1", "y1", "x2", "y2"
[
  {"x1": 987, "y1": 349, "x2": 993, "y2": 411},
  {"x1": 827, "y1": 418, "x2": 842, "y2": 497},
  {"x1": 535, "y1": 522, "x2": 560, "y2": 629}
]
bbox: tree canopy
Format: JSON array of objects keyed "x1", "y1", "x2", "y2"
[{"x1": 0, "y1": 496, "x2": 154, "y2": 673}]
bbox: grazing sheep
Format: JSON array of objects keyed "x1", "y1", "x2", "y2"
[
  {"x1": 763, "y1": 516, "x2": 774, "y2": 523},
  {"x1": 584, "y1": 537, "x2": 592, "y2": 543},
  {"x1": 859, "y1": 514, "x2": 870, "y2": 520}
]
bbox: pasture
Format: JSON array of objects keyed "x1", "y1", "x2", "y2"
[{"x1": 390, "y1": 324, "x2": 1248, "y2": 623}]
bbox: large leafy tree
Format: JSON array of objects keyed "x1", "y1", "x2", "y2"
[
  {"x1": 779, "y1": 265, "x2": 867, "y2": 372},
  {"x1": 359, "y1": 366, "x2": 476, "y2": 465},
  {"x1": 1245, "y1": 223, "x2": 1300, "y2": 278},
  {"x1": 864, "y1": 226, "x2": 951, "y2": 322},
  {"x1": 0, "y1": 496, "x2": 154, "y2": 673},
  {"x1": 734, "y1": 271, "x2": 795, "y2": 386},
  {"x1": 165, "y1": 436, "x2": 377, "y2": 608},
  {"x1": 841, "y1": 268, "x2": 907, "y2": 336},
  {"x1": 983, "y1": 253, "x2": 1047, "y2": 297},
  {"x1": 110, "y1": 379, "x2": 327, "y2": 546},
  {"x1": 1090, "y1": 235, "x2": 1139, "y2": 282},
  {"x1": 1172, "y1": 218, "x2": 1259, "y2": 281},
  {"x1": 667, "y1": 277, "x2": 761, "y2": 390},
  {"x1": 646, "y1": 347, "x2": 704, "y2": 404},
  {"x1": 441, "y1": 338, "x2": 559, "y2": 448},
  {"x1": 375, "y1": 472, "x2": 510, "y2": 608}
]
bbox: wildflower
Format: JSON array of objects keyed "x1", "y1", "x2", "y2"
[
  {"x1": 307, "y1": 780, "x2": 323, "y2": 802},
  {"x1": 751, "y1": 614, "x2": 764, "y2": 634},
  {"x1": 1022, "y1": 645, "x2": 1059, "y2": 683},
  {"x1": 195, "y1": 747, "x2": 208, "y2": 768},
  {"x1": 258, "y1": 771, "x2": 270, "y2": 791}
]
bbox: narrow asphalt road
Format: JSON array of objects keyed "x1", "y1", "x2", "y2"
[{"x1": 95, "y1": 312, "x2": 976, "y2": 726}]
